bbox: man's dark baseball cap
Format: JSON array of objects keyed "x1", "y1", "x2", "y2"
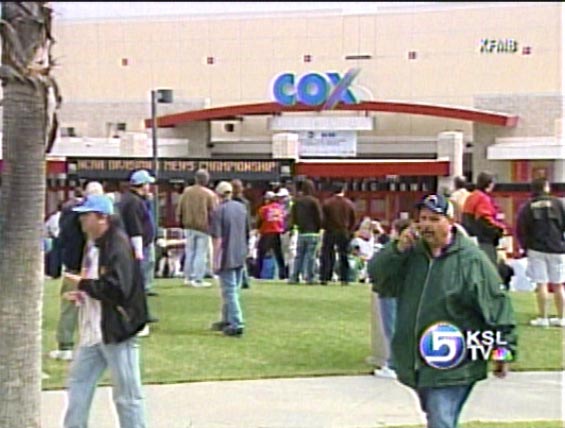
[{"x1": 416, "y1": 194, "x2": 454, "y2": 218}]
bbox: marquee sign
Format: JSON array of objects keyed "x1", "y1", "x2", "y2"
[{"x1": 67, "y1": 158, "x2": 294, "y2": 182}]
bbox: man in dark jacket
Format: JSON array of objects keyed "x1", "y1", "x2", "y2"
[
  {"x1": 320, "y1": 184, "x2": 357, "y2": 285},
  {"x1": 289, "y1": 178, "x2": 323, "y2": 285},
  {"x1": 49, "y1": 181, "x2": 104, "y2": 361},
  {"x1": 62, "y1": 194, "x2": 148, "y2": 428},
  {"x1": 516, "y1": 177, "x2": 565, "y2": 328},
  {"x1": 369, "y1": 193, "x2": 516, "y2": 428},
  {"x1": 119, "y1": 169, "x2": 158, "y2": 332}
]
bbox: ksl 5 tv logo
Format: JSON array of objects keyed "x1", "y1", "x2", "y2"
[{"x1": 419, "y1": 322, "x2": 513, "y2": 370}]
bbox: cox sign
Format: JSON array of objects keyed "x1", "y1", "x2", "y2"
[{"x1": 272, "y1": 68, "x2": 360, "y2": 109}]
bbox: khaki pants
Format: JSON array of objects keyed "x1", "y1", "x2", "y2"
[
  {"x1": 56, "y1": 276, "x2": 79, "y2": 350},
  {"x1": 369, "y1": 292, "x2": 388, "y2": 368}
]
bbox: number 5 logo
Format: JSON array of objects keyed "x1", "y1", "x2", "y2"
[{"x1": 419, "y1": 322, "x2": 466, "y2": 370}]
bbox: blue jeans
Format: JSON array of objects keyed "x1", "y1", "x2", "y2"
[
  {"x1": 64, "y1": 338, "x2": 146, "y2": 428},
  {"x1": 379, "y1": 297, "x2": 397, "y2": 368},
  {"x1": 184, "y1": 229, "x2": 210, "y2": 282},
  {"x1": 416, "y1": 383, "x2": 475, "y2": 428},
  {"x1": 141, "y1": 243, "x2": 155, "y2": 292},
  {"x1": 241, "y1": 263, "x2": 250, "y2": 287},
  {"x1": 291, "y1": 234, "x2": 320, "y2": 283},
  {"x1": 218, "y1": 267, "x2": 244, "y2": 329}
]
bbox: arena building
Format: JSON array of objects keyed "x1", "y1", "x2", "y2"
[{"x1": 2, "y1": 2, "x2": 563, "y2": 232}]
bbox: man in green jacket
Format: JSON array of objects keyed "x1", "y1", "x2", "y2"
[{"x1": 368, "y1": 193, "x2": 516, "y2": 428}]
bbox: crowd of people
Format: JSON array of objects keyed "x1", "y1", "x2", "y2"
[{"x1": 41, "y1": 167, "x2": 565, "y2": 428}]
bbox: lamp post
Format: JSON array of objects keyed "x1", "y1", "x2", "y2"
[{"x1": 150, "y1": 88, "x2": 173, "y2": 230}]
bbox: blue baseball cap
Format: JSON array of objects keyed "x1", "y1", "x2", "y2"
[
  {"x1": 73, "y1": 195, "x2": 114, "y2": 215},
  {"x1": 130, "y1": 169, "x2": 155, "y2": 185},
  {"x1": 416, "y1": 194, "x2": 454, "y2": 218}
]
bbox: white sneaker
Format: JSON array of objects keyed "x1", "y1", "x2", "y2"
[
  {"x1": 137, "y1": 325, "x2": 150, "y2": 337},
  {"x1": 529, "y1": 317, "x2": 550, "y2": 327},
  {"x1": 191, "y1": 280, "x2": 212, "y2": 288},
  {"x1": 59, "y1": 350, "x2": 73, "y2": 361},
  {"x1": 549, "y1": 317, "x2": 565, "y2": 327},
  {"x1": 48, "y1": 349, "x2": 73, "y2": 361},
  {"x1": 183, "y1": 279, "x2": 191, "y2": 286},
  {"x1": 374, "y1": 366, "x2": 398, "y2": 380}
]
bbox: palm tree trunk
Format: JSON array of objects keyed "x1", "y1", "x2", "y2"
[{"x1": 0, "y1": 3, "x2": 60, "y2": 427}]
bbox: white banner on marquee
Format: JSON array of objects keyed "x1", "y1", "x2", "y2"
[
  {"x1": 269, "y1": 116, "x2": 373, "y2": 131},
  {"x1": 298, "y1": 131, "x2": 357, "y2": 157}
]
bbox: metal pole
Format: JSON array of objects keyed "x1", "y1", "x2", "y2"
[{"x1": 151, "y1": 89, "x2": 159, "y2": 231}]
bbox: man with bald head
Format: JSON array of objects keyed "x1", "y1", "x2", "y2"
[{"x1": 177, "y1": 169, "x2": 219, "y2": 287}]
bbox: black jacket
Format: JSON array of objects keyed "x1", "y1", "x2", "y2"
[
  {"x1": 118, "y1": 190, "x2": 154, "y2": 246},
  {"x1": 290, "y1": 195, "x2": 323, "y2": 234},
  {"x1": 516, "y1": 195, "x2": 565, "y2": 254},
  {"x1": 59, "y1": 198, "x2": 86, "y2": 273},
  {"x1": 77, "y1": 225, "x2": 149, "y2": 344}
]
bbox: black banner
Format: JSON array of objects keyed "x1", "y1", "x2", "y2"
[{"x1": 66, "y1": 158, "x2": 294, "y2": 182}]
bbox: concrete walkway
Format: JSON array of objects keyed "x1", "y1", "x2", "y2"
[{"x1": 42, "y1": 371, "x2": 564, "y2": 428}]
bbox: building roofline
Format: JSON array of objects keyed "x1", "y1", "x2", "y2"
[
  {"x1": 54, "y1": 2, "x2": 550, "y2": 25},
  {"x1": 54, "y1": 8, "x2": 344, "y2": 24}
]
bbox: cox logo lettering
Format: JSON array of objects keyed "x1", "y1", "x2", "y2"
[
  {"x1": 419, "y1": 322, "x2": 466, "y2": 370},
  {"x1": 272, "y1": 68, "x2": 360, "y2": 108}
]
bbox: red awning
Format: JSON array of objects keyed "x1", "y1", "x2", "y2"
[
  {"x1": 0, "y1": 159, "x2": 67, "y2": 175},
  {"x1": 295, "y1": 159, "x2": 450, "y2": 178},
  {"x1": 144, "y1": 101, "x2": 519, "y2": 128}
]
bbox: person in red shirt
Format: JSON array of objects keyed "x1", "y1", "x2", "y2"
[
  {"x1": 462, "y1": 171, "x2": 506, "y2": 265},
  {"x1": 255, "y1": 191, "x2": 287, "y2": 279}
]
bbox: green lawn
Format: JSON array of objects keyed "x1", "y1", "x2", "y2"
[{"x1": 41, "y1": 279, "x2": 564, "y2": 390}]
